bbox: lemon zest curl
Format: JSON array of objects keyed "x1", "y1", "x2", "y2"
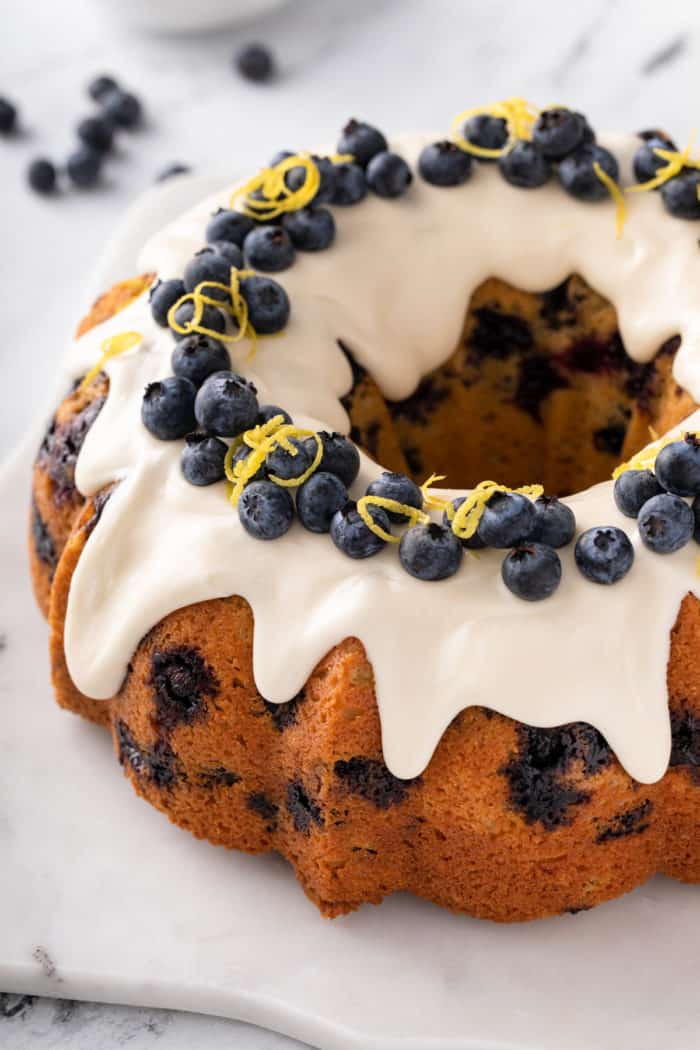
[
  {"x1": 356, "y1": 495, "x2": 429, "y2": 543},
  {"x1": 231, "y1": 153, "x2": 321, "y2": 221},
  {"x1": 224, "y1": 416, "x2": 323, "y2": 506},
  {"x1": 451, "y1": 481, "x2": 544, "y2": 541},
  {"x1": 627, "y1": 131, "x2": 700, "y2": 195},
  {"x1": 450, "y1": 97, "x2": 540, "y2": 158},
  {"x1": 80, "y1": 330, "x2": 142, "y2": 390},
  {"x1": 612, "y1": 431, "x2": 700, "y2": 480},
  {"x1": 167, "y1": 270, "x2": 262, "y2": 359}
]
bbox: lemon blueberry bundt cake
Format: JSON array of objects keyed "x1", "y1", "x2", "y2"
[{"x1": 30, "y1": 101, "x2": 700, "y2": 920}]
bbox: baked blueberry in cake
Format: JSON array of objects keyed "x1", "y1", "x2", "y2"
[{"x1": 29, "y1": 99, "x2": 700, "y2": 920}]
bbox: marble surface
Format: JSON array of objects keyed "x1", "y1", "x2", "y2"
[{"x1": 2, "y1": 0, "x2": 700, "y2": 1046}]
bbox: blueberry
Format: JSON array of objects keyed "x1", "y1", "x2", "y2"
[
  {"x1": 266, "y1": 438, "x2": 312, "y2": 481},
  {"x1": 184, "y1": 248, "x2": 235, "y2": 299},
  {"x1": 532, "y1": 108, "x2": 585, "y2": 160},
  {"x1": 337, "y1": 119, "x2": 388, "y2": 169},
  {"x1": 171, "y1": 301, "x2": 226, "y2": 340},
  {"x1": 574, "y1": 526, "x2": 634, "y2": 584},
  {"x1": 558, "y1": 144, "x2": 619, "y2": 202},
  {"x1": 142, "y1": 377, "x2": 196, "y2": 440},
  {"x1": 66, "y1": 146, "x2": 101, "y2": 187},
  {"x1": 27, "y1": 158, "x2": 57, "y2": 195},
  {"x1": 576, "y1": 112, "x2": 596, "y2": 145},
  {"x1": 238, "y1": 481, "x2": 294, "y2": 540},
  {"x1": 156, "y1": 163, "x2": 191, "y2": 182},
  {"x1": 286, "y1": 155, "x2": 337, "y2": 204},
  {"x1": 366, "y1": 151, "x2": 413, "y2": 198},
  {"x1": 181, "y1": 433, "x2": 227, "y2": 486},
  {"x1": 442, "y1": 497, "x2": 486, "y2": 549},
  {"x1": 231, "y1": 442, "x2": 267, "y2": 483},
  {"x1": 365, "y1": 471, "x2": 422, "y2": 523},
  {"x1": 149, "y1": 278, "x2": 186, "y2": 327},
  {"x1": 613, "y1": 469, "x2": 664, "y2": 518},
  {"x1": 498, "y1": 141, "x2": 551, "y2": 189},
  {"x1": 243, "y1": 225, "x2": 295, "y2": 272},
  {"x1": 331, "y1": 162, "x2": 367, "y2": 205},
  {"x1": 297, "y1": 471, "x2": 348, "y2": 533},
  {"x1": 418, "y1": 140, "x2": 473, "y2": 187},
  {"x1": 655, "y1": 435, "x2": 700, "y2": 494},
  {"x1": 462, "y1": 114, "x2": 508, "y2": 156},
  {"x1": 661, "y1": 171, "x2": 700, "y2": 220},
  {"x1": 637, "y1": 493, "x2": 694, "y2": 554},
  {"x1": 171, "y1": 333, "x2": 230, "y2": 387},
  {"x1": 477, "y1": 492, "x2": 535, "y2": 547},
  {"x1": 330, "y1": 501, "x2": 390, "y2": 558},
  {"x1": 313, "y1": 432, "x2": 360, "y2": 486},
  {"x1": 502, "y1": 543, "x2": 562, "y2": 601},
  {"x1": 256, "y1": 404, "x2": 293, "y2": 425},
  {"x1": 240, "y1": 275, "x2": 290, "y2": 334},
  {"x1": 399, "y1": 522, "x2": 463, "y2": 581},
  {"x1": 88, "y1": 74, "x2": 119, "y2": 102},
  {"x1": 208, "y1": 240, "x2": 244, "y2": 268},
  {"x1": 194, "y1": 371, "x2": 258, "y2": 437},
  {"x1": 205, "y1": 208, "x2": 255, "y2": 248},
  {"x1": 77, "y1": 115, "x2": 114, "y2": 153},
  {"x1": 270, "y1": 149, "x2": 294, "y2": 167},
  {"x1": 282, "y1": 207, "x2": 335, "y2": 251},
  {"x1": 633, "y1": 130, "x2": 675, "y2": 184},
  {"x1": 236, "y1": 43, "x2": 275, "y2": 83},
  {"x1": 529, "y1": 496, "x2": 576, "y2": 548},
  {"x1": 102, "y1": 89, "x2": 142, "y2": 129},
  {"x1": 0, "y1": 97, "x2": 17, "y2": 134},
  {"x1": 692, "y1": 494, "x2": 700, "y2": 543}
]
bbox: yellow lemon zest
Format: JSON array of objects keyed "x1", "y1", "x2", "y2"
[
  {"x1": 329, "y1": 152, "x2": 354, "y2": 164},
  {"x1": 451, "y1": 480, "x2": 544, "y2": 541},
  {"x1": 80, "y1": 330, "x2": 142, "y2": 390},
  {"x1": 357, "y1": 495, "x2": 429, "y2": 543},
  {"x1": 612, "y1": 431, "x2": 700, "y2": 479},
  {"x1": 593, "y1": 161, "x2": 627, "y2": 238},
  {"x1": 696, "y1": 554, "x2": 700, "y2": 578},
  {"x1": 231, "y1": 153, "x2": 321, "y2": 220},
  {"x1": 225, "y1": 419, "x2": 322, "y2": 506},
  {"x1": 420, "y1": 473, "x2": 452, "y2": 514},
  {"x1": 167, "y1": 270, "x2": 262, "y2": 357},
  {"x1": 627, "y1": 131, "x2": 700, "y2": 194},
  {"x1": 450, "y1": 97, "x2": 540, "y2": 158}
]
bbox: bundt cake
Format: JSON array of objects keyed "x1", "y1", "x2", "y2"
[{"x1": 30, "y1": 102, "x2": 700, "y2": 921}]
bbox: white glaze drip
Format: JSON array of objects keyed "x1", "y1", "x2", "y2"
[{"x1": 63, "y1": 133, "x2": 700, "y2": 783}]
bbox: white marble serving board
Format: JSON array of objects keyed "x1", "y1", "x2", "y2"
[{"x1": 1, "y1": 176, "x2": 699, "y2": 1050}]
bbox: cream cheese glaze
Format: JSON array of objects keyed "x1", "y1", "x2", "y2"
[{"x1": 62, "y1": 131, "x2": 700, "y2": 783}]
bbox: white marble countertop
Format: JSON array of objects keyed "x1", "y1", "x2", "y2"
[{"x1": 1, "y1": 0, "x2": 699, "y2": 1046}]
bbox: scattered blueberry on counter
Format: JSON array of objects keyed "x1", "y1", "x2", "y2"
[
  {"x1": 102, "y1": 89, "x2": 142, "y2": 129},
  {"x1": 87, "y1": 74, "x2": 119, "y2": 103},
  {"x1": 0, "y1": 96, "x2": 18, "y2": 134},
  {"x1": 156, "y1": 162, "x2": 192, "y2": 182},
  {"x1": 66, "y1": 145, "x2": 102, "y2": 188},
  {"x1": 77, "y1": 115, "x2": 114, "y2": 153},
  {"x1": 27, "y1": 158, "x2": 56, "y2": 195},
  {"x1": 235, "y1": 43, "x2": 276, "y2": 84}
]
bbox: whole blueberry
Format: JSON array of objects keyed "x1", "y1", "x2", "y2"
[
  {"x1": 231, "y1": 442, "x2": 267, "y2": 484},
  {"x1": 184, "y1": 248, "x2": 235, "y2": 299},
  {"x1": 88, "y1": 74, "x2": 119, "y2": 102},
  {"x1": 633, "y1": 130, "x2": 676, "y2": 184},
  {"x1": 529, "y1": 496, "x2": 576, "y2": 548},
  {"x1": 156, "y1": 163, "x2": 191, "y2": 182},
  {"x1": 266, "y1": 437, "x2": 312, "y2": 482},
  {"x1": 366, "y1": 151, "x2": 413, "y2": 198},
  {"x1": 181, "y1": 433, "x2": 227, "y2": 486},
  {"x1": 206, "y1": 208, "x2": 255, "y2": 247},
  {"x1": 399, "y1": 522, "x2": 463, "y2": 581},
  {"x1": 574, "y1": 526, "x2": 634, "y2": 584},
  {"x1": 331, "y1": 162, "x2": 368, "y2": 205},
  {"x1": 150, "y1": 278, "x2": 186, "y2": 327},
  {"x1": 558, "y1": 144, "x2": 619, "y2": 202},
  {"x1": 0, "y1": 97, "x2": 17, "y2": 134},
  {"x1": 171, "y1": 300, "x2": 226, "y2": 340},
  {"x1": 102, "y1": 89, "x2": 142, "y2": 129},
  {"x1": 661, "y1": 171, "x2": 700, "y2": 220},
  {"x1": 655, "y1": 435, "x2": 700, "y2": 495},
  {"x1": 337, "y1": 119, "x2": 388, "y2": 168},
  {"x1": 77, "y1": 115, "x2": 114, "y2": 153},
  {"x1": 442, "y1": 497, "x2": 486, "y2": 550},
  {"x1": 208, "y1": 240, "x2": 244, "y2": 267},
  {"x1": 637, "y1": 493, "x2": 694, "y2": 554},
  {"x1": 477, "y1": 492, "x2": 536, "y2": 548},
  {"x1": 286, "y1": 155, "x2": 337, "y2": 204},
  {"x1": 613, "y1": 469, "x2": 664, "y2": 518},
  {"x1": 194, "y1": 371, "x2": 258, "y2": 437},
  {"x1": 418, "y1": 140, "x2": 473, "y2": 187},
  {"x1": 297, "y1": 471, "x2": 348, "y2": 533},
  {"x1": 532, "y1": 108, "x2": 585, "y2": 160},
  {"x1": 365, "y1": 471, "x2": 423, "y2": 523},
  {"x1": 66, "y1": 146, "x2": 101, "y2": 187},
  {"x1": 313, "y1": 431, "x2": 360, "y2": 487},
  {"x1": 502, "y1": 543, "x2": 562, "y2": 601},
  {"x1": 257, "y1": 403, "x2": 293, "y2": 426},
  {"x1": 240, "y1": 275, "x2": 290, "y2": 334},
  {"x1": 171, "y1": 333, "x2": 230, "y2": 388},
  {"x1": 141, "y1": 376, "x2": 196, "y2": 440},
  {"x1": 27, "y1": 158, "x2": 57, "y2": 195},
  {"x1": 238, "y1": 481, "x2": 295, "y2": 540},
  {"x1": 462, "y1": 114, "x2": 508, "y2": 157},
  {"x1": 282, "y1": 207, "x2": 335, "y2": 251},
  {"x1": 236, "y1": 43, "x2": 275, "y2": 83},
  {"x1": 330, "y1": 501, "x2": 390, "y2": 558},
  {"x1": 243, "y1": 225, "x2": 295, "y2": 272},
  {"x1": 498, "y1": 141, "x2": 551, "y2": 189}
]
